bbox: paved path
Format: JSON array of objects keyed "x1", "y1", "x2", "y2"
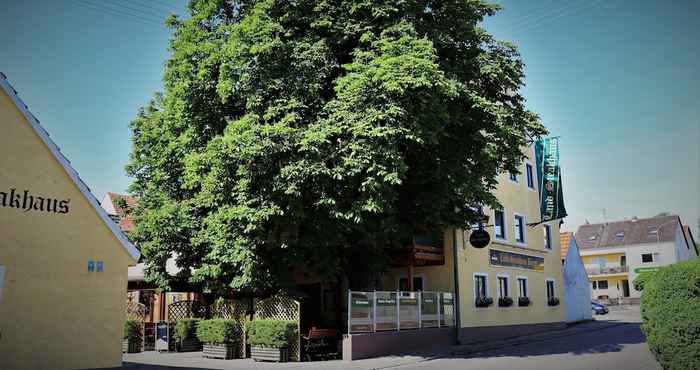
[{"x1": 124, "y1": 306, "x2": 660, "y2": 370}]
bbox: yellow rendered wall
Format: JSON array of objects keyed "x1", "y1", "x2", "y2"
[
  {"x1": 384, "y1": 146, "x2": 565, "y2": 328},
  {"x1": 582, "y1": 253, "x2": 625, "y2": 264},
  {"x1": 457, "y1": 146, "x2": 565, "y2": 328},
  {"x1": 0, "y1": 91, "x2": 133, "y2": 370}
]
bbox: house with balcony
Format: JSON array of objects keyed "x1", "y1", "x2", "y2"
[{"x1": 575, "y1": 214, "x2": 697, "y2": 304}]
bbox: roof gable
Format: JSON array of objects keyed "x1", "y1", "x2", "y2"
[{"x1": 0, "y1": 72, "x2": 140, "y2": 262}]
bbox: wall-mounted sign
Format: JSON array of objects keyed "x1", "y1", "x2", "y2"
[
  {"x1": 470, "y1": 229, "x2": 491, "y2": 249},
  {"x1": 489, "y1": 249, "x2": 545, "y2": 272},
  {"x1": 0, "y1": 188, "x2": 70, "y2": 214},
  {"x1": 634, "y1": 267, "x2": 659, "y2": 274}
]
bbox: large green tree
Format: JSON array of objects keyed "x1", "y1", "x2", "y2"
[{"x1": 127, "y1": 0, "x2": 546, "y2": 293}]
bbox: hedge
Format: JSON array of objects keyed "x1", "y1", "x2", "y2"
[
  {"x1": 247, "y1": 320, "x2": 297, "y2": 348},
  {"x1": 174, "y1": 318, "x2": 200, "y2": 341},
  {"x1": 196, "y1": 319, "x2": 241, "y2": 344},
  {"x1": 123, "y1": 320, "x2": 141, "y2": 341},
  {"x1": 633, "y1": 271, "x2": 656, "y2": 291},
  {"x1": 640, "y1": 259, "x2": 700, "y2": 370}
]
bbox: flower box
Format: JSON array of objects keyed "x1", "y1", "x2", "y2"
[
  {"x1": 251, "y1": 346, "x2": 289, "y2": 362},
  {"x1": 176, "y1": 338, "x2": 203, "y2": 352},
  {"x1": 498, "y1": 296, "x2": 514, "y2": 307},
  {"x1": 122, "y1": 338, "x2": 142, "y2": 353},
  {"x1": 475, "y1": 296, "x2": 493, "y2": 308},
  {"x1": 547, "y1": 297, "x2": 560, "y2": 307},
  {"x1": 203, "y1": 343, "x2": 238, "y2": 360},
  {"x1": 518, "y1": 297, "x2": 531, "y2": 307}
]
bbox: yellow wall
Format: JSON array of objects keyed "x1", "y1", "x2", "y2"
[
  {"x1": 384, "y1": 146, "x2": 565, "y2": 328},
  {"x1": 582, "y1": 253, "x2": 625, "y2": 264},
  {"x1": 0, "y1": 91, "x2": 134, "y2": 370}
]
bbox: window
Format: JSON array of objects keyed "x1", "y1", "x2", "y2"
[
  {"x1": 620, "y1": 256, "x2": 626, "y2": 267},
  {"x1": 544, "y1": 224, "x2": 552, "y2": 249},
  {"x1": 497, "y1": 276, "x2": 509, "y2": 298},
  {"x1": 399, "y1": 276, "x2": 424, "y2": 291},
  {"x1": 526, "y1": 163, "x2": 534, "y2": 188},
  {"x1": 509, "y1": 172, "x2": 518, "y2": 182},
  {"x1": 615, "y1": 231, "x2": 625, "y2": 241},
  {"x1": 597, "y1": 280, "x2": 609, "y2": 289},
  {"x1": 641, "y1": 253, "x2": 653, "y2": 263},
  {"x1": 588, "y1": 234, "x2": 597, "y2": 241},
  {"x1": 517, "y1": 277, "x2": 528, "y2": 297},
  {"x1": 514, "y1": 215, "x2": 525, "y2": 243},
  {"x1": 546, "y1": 280, "x2": 556, "y2": 300},
  {"x1": 592, "y1": 281, "x2": 598, "y2": 289},
  {"x1": 494, "y1": 209, "x2": 506, "y2": 239},
  {"x1": 474, "y1": 274, "x2": 488, "y2": 299}
]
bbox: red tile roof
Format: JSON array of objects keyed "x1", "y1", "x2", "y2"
[
  {"x1": 560, "y1": 231, "x2": 573, "y2": 260},
  {"x1": 107, "y1": 192, "x2": 137, "y2": 233}
]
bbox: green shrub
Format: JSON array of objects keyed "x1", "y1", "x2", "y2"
[
  {"x1": 247, "y1": 320, "x2": 297, "y2": 348},
  {"x1": 641, "y1": 259, "x2": 700, "y2": 370},
  {"x1": 123, "y1": 320, "x2": 142, "y2": 341},
  {"x1": 196, "y1": 319, "x2": 241, "y2": 344},
  {"x1": 633, "y1": 272, "x2": 656, "y2": 291},
  {"x1": 174, "y1": 318, "x2": 200, "y2": 341}
]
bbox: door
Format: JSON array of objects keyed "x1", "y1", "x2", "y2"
[{"x1": 622, "y1": 279, "x2": 630, "y2": 297}]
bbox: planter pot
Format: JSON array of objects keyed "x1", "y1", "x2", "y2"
[
  {"x1": 251, "y1": 346, "x2": 289, "y2": 362},
  {"x1": 498, "y1": 297, "x2": 514, "y2": 307},
  {"x1": 122, "y1": 339, "x2": 142, "y2": 353},
  {"x1": 176, "y1": 338, "x2": 203, "y2": 352},
  {"x1": 518, "y1": 297, "x2": 531, "y2": 307},
  {"x1": 547, "y1": 297, "x2": 560, "y2": 307},
  {"x1": 203, "y1": 343, "x2": 238, "y2": 360}
]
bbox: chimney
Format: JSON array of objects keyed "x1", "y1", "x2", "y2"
[{"x1": 631, "y1": 216, "x2": 638, "y2": 222}]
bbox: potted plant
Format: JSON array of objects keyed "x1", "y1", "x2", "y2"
[
  {"x1": 123, "y1": 320, "x2": 142, "y2": 353},
  {"x1": 518, "y1": 297, "x2": 531, "y2": 307},
  {"x1": 547, "y1": 297, "x2": 560, "y2": 307},
  {"x1": 475, "y1": 296, "x2": 493, "y2": 308},
  {"x1": 197, "y1": 319, "x2": 241, "y2": 359},
  {"x1": 174, "y1": 318, "x2": 202, "y2": 352},
  {"x1": 248, "y1": 320, "x2": 297, "y2": 362},
  {"x1": 498, "y1": 296, "x2": 514, "y2": 307}
]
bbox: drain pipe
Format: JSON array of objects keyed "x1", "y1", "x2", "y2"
[{"x1": 452, "y1": 227, "x2": 462, "y2": 344}]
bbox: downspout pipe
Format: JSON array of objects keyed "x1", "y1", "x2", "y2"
[{"x1": 452, "y1": 228, "x2": 462, "y2": 344}]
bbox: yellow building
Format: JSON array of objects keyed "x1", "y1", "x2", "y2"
[
  {"x1": 0, "y1": 73, "x2": 140, "y2": 370},
  {"x1": 382, "y1": 145, "x2": 566, "y2": 342}
]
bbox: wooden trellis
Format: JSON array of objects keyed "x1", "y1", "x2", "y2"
[
  {"x1": 255, "y1": 297, "x2": 301, "y2": 362},
  {"x1": 125, "y1": 301, "x2": 147, "y2": 322},
  {"x1": 211, "y1": 299, "x2": 248, "y2": 357},
  {"x1": 168, "y1": 300, "x2": 207, "y2": 322}
]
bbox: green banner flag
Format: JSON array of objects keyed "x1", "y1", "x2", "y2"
[{"x1": 535, "y1": 137, "x2": 567, "y2": 222}]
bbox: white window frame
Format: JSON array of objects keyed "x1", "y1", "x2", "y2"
[
  {"x1": 525, "y1": 161, "x2": 535, "y2": 190},
  {"x1": 641, "y1": 253, "x2": 654, "y2": 264},
  {"x1": 496, "y1": 273, "x2": 510, "y2": 298},
  {"x1": 545, "y1": 278, "x2": 557, "y2": 305},
  {"x1": 516, "y1": 275, "x2": 529, "y2": 308},
  {"x1": 513, "y1": 212, "x2": 527, "y2": 245},
  {"x1": 494, "y1": 208, "x2": 507, "y2": 240},
  {"x1": 544, "y1": 224, "x2": 552, "y2": 250},
  {"x1": 508, "y1": 171, "x2": 519, "y2": 184},
  {"x1": 473, "y1": 272, "x2": 490, "y2": 308}
]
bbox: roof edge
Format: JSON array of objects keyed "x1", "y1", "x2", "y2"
[{"x1": 0, "y1": 73, "x2": 140, "y2": 263}]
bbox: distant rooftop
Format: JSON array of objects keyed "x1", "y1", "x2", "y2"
[{"x1": 575, "y1": 215, "x2": 682, "y2": 249}]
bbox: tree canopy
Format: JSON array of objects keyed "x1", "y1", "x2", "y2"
[{"x1": 126, "y1": 0, "x2": 546, "y2": 293}]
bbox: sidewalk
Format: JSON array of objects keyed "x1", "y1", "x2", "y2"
[{"x1": 123, "y1": 320, "x2": 625, "y2": 370}]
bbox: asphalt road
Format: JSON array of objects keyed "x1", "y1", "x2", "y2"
[{"x1": 403, "y1": 307, "x2": 661, "y2": 370}]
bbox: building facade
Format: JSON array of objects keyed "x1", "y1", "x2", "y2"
[
  {"x1": 576, "y1": 215, "x2": 698, "y2": 303},
  {"x1": 0, "y1": 73, "x2": 139, "y2": 370},
  {"x1": 381, "y1": 146, "x2": 566, "y2": 342}
]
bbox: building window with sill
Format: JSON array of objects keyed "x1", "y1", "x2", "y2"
[
  {"x1": 517, "y1": 277, "x2": 528, "y2": 298},
  {"x1": 597, "y1": 280, "x2": 608, "y2": 289},
  {"x1": 544, "y1": 224, "x2": 552, "y2": 250},
  {"x1": 526, "y1": 163, "x2": 534, "y2": 189},
  {"x1": 497, "y1": 276, "x2": 509, "y2": 298},
  {"x1": 641, "y1": 253, "x2": 658, "y2": 263},
  {"x1": 546, "y1": 280, "x2": 556, "y2": 301},
  {"x1": 514, "y1": 215, "x2": 525, "y2": 243},
  {"x1": 494, "y1": 209, "x2": 506, "y2": 239},
  {"x1": 474, "y1": 274, "x2": 488, "y2": 299}
]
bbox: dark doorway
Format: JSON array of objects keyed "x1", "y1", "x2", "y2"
[
  {"x1": 299, "y1": 283, "x2": 322, "y2": 334},
  {"x1": 622, "y1": 279, "x2": 630, "y2": 297}
]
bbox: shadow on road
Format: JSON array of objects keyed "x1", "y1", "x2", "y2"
[
  {"x1": 455, "y1": 322, "x2": 646, "y2": 359},
  {"x1": 122, "y1": 363, "x2": 213, "y2": 370}
]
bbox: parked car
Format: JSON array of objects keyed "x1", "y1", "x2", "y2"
[{"x1": 591, "y1": 300, "x2": 609, "y2": 315}]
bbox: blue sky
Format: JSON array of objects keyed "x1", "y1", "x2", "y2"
[{"x1": 1, "y1": 0, "x2": 698, "y2": 234}]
